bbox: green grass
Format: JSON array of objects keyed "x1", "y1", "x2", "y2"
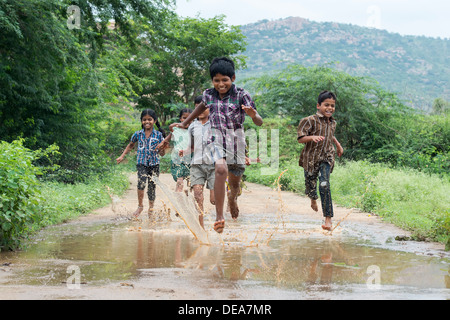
[
  {"x1": 39, "y1": 165, "x2": 130, "y2": 227},
  {"x1": 245, "y1": 160, "x2": 450, "y2": 247}
]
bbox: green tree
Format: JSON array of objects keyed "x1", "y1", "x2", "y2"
[
  {"x1": 432, "y1": 97, "x2": 450, "y2": 115},
  {"x1": 0, "y1": 0, "x2": 173, "y2": 182},
  {"x1": 247, "y1": 64, "x2": 449, "y2": 174},
  {"x1": 130, "y1": 14, "x2": 247, "y2": 124},
  {"x1": 248, "y1": 64, "x2": 409, "y2": 160}
]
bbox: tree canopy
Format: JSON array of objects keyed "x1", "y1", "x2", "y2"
[{"x1": 0, "y1": 0, "x2": 247, "y2": 182}]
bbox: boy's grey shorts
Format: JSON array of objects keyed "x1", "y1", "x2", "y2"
[{"x1": 190, "y1": 164, "x2": 215, "y2": 189}]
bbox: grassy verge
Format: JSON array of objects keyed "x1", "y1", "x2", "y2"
[
  {"x1": 245, "y1": 160, "x2": 450, "y2": 248},
  {"x1": 39, "y1": 165, "x2": 130, "y2": 226}
]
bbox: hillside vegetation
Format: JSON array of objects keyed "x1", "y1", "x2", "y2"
[{"x1": 240, "y1": 17, "x2": 450, "y2": 111}]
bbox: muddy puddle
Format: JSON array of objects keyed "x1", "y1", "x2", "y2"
[{"x1": 1, "y1": 211, "x2": 449, "y2": 300}]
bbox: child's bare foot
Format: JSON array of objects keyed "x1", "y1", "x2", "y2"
[
  {"x1": 132, "y1": 206, "x2": 143, "y2": 218},
  {"x1": 213, "y1": 220, "x2": 225, "y2": 233},
  {"x1": 311, "y1": 199, "x2": 318, "y2": 212},
  {"x1": 228, "y1": 197, "x2": 239, "y2": 220},
  {"x1": 148, "y1": 208, "x2": 154, "y2": 219},
  {"x1": 322, "y1": 217, "x2": 332, "y2": 231}
]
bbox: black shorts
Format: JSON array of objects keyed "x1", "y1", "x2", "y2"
[{"x1": 136, "y1": 164, "x2": 160, "y2": 201}]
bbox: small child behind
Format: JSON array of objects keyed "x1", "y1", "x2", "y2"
[
  {"x1": 297, "y1": 91, "x2": 344, "y2": 230},
  {"x1": 158, "y1": 108, "x2": 193, "y2": 193}
]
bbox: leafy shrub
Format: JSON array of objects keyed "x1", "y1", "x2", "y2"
[{"x1": 0, "y1": 140, "x2": 57, "y2": 251}]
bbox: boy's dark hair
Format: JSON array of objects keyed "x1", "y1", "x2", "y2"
[
  {"x1": 194, "y1": 95, "x2": 203, "y2": 104},
  {"x1": 209, "y1": 57, "x2": 235, "y2": 79},
  {"x1": 140, "y1": 108, "x2": 166, "y2": 137},
  {"x1": 318, "y1": 90, "x2": 337, "y2": 105}
]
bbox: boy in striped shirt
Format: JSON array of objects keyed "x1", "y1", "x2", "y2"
[{"x1": 297, "y1": 91, "x2": 344, "y2": 231}]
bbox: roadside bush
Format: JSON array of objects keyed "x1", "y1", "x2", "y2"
[{"x1": 0, "y1": 140, "x2": 57, "y2": 251}]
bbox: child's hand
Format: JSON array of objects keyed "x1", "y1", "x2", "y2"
[
  {"x1": 116, "y1": 156, "x2": 123, "y2": 164},
  {"x1": 336, "y1": 144, "x2": 344, "y2": 157},
  {"x1": 311, "y1": 136, "x2": 325, "y2": 143},
  {"x1": 158, "y1": 148, "x2": 166, "y2": 157},
  {"x1": 169, "y1": 122, "x2": 187, "y2": 132},
  {"x1": 242, "y1": 105, "x2": 256, "y2": 118},
  {"x1": 157, "y1": 140, "x2": 169, "y2": 151}
]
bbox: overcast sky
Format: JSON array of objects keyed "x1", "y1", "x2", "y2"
[{"x1": 175, "y1": 0, "x2": 450, "y2": 39}]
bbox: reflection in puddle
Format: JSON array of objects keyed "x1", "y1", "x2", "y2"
[{"x1": 1, "y1": 213, "x2": 449, "y2": 299}]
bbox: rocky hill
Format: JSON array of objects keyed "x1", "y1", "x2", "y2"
[{"x1": 239, "y1": 17, "x2": 449, "y2": 110}]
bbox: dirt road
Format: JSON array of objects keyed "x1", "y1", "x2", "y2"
[{"x1": 0, "y1": 173, "x2": 447, "y2": 300}]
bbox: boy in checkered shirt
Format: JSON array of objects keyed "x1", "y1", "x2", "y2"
[{"x1": 170, "y1": 57, "x2": 263, "y2": 233}]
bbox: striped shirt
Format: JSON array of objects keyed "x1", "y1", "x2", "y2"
[
  {"x1": 131, "y1": 129, "x2": 164, "y2": 166},
  {"x1": 202, "y1": 84, "x2": 256, "y2": 155},
  {"x1": 297, "y1": 113, "x2": 337, "y2": 173}
]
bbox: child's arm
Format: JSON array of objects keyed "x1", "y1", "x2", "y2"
[
  {"x1": 116, "y1": 141, "x2": 135, "y2": 164},
  {"x1": 333, "y1": 136, "x2": 344, "y2": 157},
  {"x1": 245, "y1": 157, "x2": 261, "y2": 165},
  {"x1": 297, "y1": 136, "x2": 325, "y2": 144},
  {"x1": 156, "y1": 132, "x2": 172, "y2": 151},
  {"x1": 242, "y1": 105, "x2": 263, "y2": 126},
  {"x1": 170, "y1": 102, "x2": 207, "y2": 131}
]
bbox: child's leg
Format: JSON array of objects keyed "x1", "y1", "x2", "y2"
[
  {"x1": 227, "y1": 172, "x2": 241, "y2": 220},
  {"x1": 134, "y1": 165, "x2": 146, "y2": 217},
  {"x1": 213, "y1": 158, "x2": 228, "y2": 233},
  {"x1": 304, "y1": 170, "x2": 319, "y2": 212},
  {"x1": 209, "y1": 189, "x2": 215, "y2": 205},
  {"x1": 227, "y1": 164, "x2": 245, "y2": 220},
  {"x1": 147, "y1": 165, "x2": 160, "y2": 218},
  {"x1": 318, "y1": 162, "x2": 333, "y2": 229},
  {"x1": 133, "y1": 189, "x2": 145, "y2": 217},
  {"x1": 192, "y1": 184, "x2": 205, "y2": 228},
  {"x1": 175, "y1": 177, "x2": 184, "y2": 192},
  {"x1": 148, "y1": 200, "x2": 155, "y2": 218}
]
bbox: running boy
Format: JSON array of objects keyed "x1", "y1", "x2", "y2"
[
  {"x1": 170, "y1": 57, "x2": 263, "y2": 233},
  {"x1": 297, "y1": 91, "x2": 344, "y2": 230},
  {"x1": 179, "y1": 96, "x2": 216, "y2": 228}
]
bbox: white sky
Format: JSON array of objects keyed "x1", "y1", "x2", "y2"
[{"x1": 174, "y1": 0, "x2": 450, "y2": 39}]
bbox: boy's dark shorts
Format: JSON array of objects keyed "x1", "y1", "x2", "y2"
[{"x1": 227, "y1": 163, "x2": 245, "y2": 177}]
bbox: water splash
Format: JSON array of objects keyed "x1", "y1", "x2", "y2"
[{"x1": 152, "y1": 176, "x2": 211, "y2": 245}]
